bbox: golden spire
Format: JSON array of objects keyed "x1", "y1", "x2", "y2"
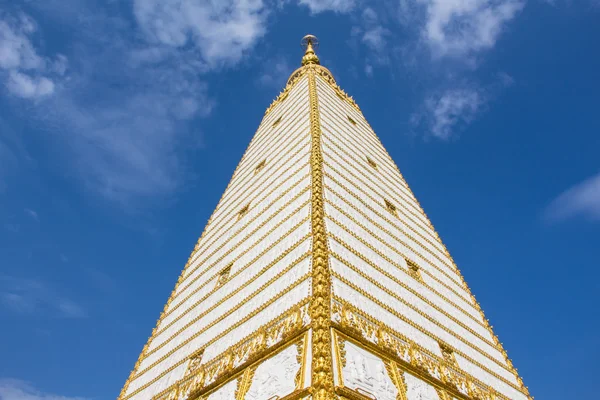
[{"x1": 301, "y1": 34, "x2": 320, "y2": 66}]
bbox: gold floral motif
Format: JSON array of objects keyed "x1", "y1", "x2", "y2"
[
  {"x1": 384, "y1": 360, "x2": 408, "y2": 400},
  {"x1": 307, "y1": 66, "x2": 335, "y2": 400},
  {"x1": 234, "y1": 366, "x2": 257, "y2": 400},
  {"x1": 294, "y1": 336, "x2": 305, "y2": 389}
]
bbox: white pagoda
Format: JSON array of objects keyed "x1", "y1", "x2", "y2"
[{"x1": 118, "y1": 35, "x2": 531, "y2": 400}]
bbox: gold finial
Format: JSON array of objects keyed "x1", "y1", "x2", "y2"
[{"x1": 301, "y1": 34, "x2": 320, "y2": 66}]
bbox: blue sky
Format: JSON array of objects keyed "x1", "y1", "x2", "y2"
[{"x1": 0, "y1": 0, "x2": 599, "y2": 399}]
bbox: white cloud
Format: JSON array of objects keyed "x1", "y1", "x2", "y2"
[
  {"x1": 0, "y1": 13, "x2": 63, "y2": 99},
  {"x1": 417, "y1": 0, "x2": 525, "y2": 59},
  {"x1": 133, "y1": 0, "x2": 270, "y2": 69},
  {"x1": 417, "y1": 88, "x2": 484, "y2": 139},
  {"x1": 0, "y1": 379, "x2": 86, "y2": 400},
  {"x1": 0, "y1": 1, "x2": 279, "y2": 206},
  {"x1": 6, "y1": 71, "x2": 54, "y2": 98},
  {"x1": 0, "y1": 276, "x2": 87, "y2": 318},
  {"x1": 545, "y1": 173, "x2": 600, "y2": 222},
  {"x1": 298, "y1": 0, "x2": 356, "y2": 14}
]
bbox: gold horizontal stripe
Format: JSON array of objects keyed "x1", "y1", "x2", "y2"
[
  {"x1": 331, "y1": 303, "x2": 522, "y2": 398},
  {"x1": 321, "y1": 127, "x2": 433, "y2": 235},
  {"x1": 324, "y1": 168, "x2": 447, "y2": 262},
  {"x1": 144, "y1": 252, "x2": 311, "y2": 361},
  {"x1": 219, "y1": 84, "x2": 310, "y2": 198},
  {"x1": 183, "y1": 162, "x2": 310, "y2": 290},
  {"x1": 331, "y1": 277, "x2": 513, "y2": 378},
  {"x1": 153, "y1": 233, "x2": 311, "y2": 339},
  {"x1": 239, "y1": 86, "x2": 309, "y2": 164},
  {"x1": 315, "y1": 83, "x2": 411, "y2": 189},
  {"x1": 166, "y1": 200, "x2": 310, "y2": 319},
  {"x1": 325, "y1": 198, "x2": 465, "y2": 293},
  {"x1": 318, "y1": 102, "x2": 412, "y2": 199},
  {"x1": 328, "y1": 233, "x2": 483, "y2": 328},
  {"x1": 129, "y1": 274, "x2": 311, "y2": 388},
  {"x1": 127, "y1": 298, "x2": 311, "y2": 400},
  {"x1": 195, "y1": 135, "x2": 309, "y2": 253},
  {"x1": 326, "y1": 204, "x2": 518, "y2": 377},
  {"x1": 321, "y1": 128, "x2": 431, "y2": 235},
  {"x1": 223, "y1": 103, "x2": 309, "y2": 195},
  {"x1": 179, "y1": 174, "x2": 310, "y2": 297},
  {"x1": 316, "y1": 88, "x2": 413, "y2": 194},
  {"x1": 330, "y1": 252, "x2": 498, "y2": 355},
  {"x1": 328, "y1": 232, "x2": 480, "y2": 322},
  {"x1": 320, "y1": 127, "x2": 433, "y2": 236}
]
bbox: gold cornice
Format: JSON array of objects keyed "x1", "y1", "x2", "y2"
[
  {"x1": 307, "y1": 65, "x2": 335, "y2": 399},
  {"x1": 155, "y1": 304, "x2": 310, "y2": 400},
  {"x1": 331, "y1": 303, "x2": 527, "y2": 400},
  {"x1": 122, "y1": 281, "x2": 311, "y2": 400}
]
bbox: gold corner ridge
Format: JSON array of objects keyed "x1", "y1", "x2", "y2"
[{"x1": 307, "y1": 66, "x2": 334, "y2": 399}]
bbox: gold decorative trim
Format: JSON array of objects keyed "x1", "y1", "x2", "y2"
[
  {"x1": 184, "y1": 140, "x2": 311, "y2": 278},
  {"x1": 182, "y1": 138, "x2": 309, "y2": 282},
  {"x1": 174, "y1": 181, "x2": 311, "y2": 307},
  {"x1": 135, "y1": 262, "x2": 311, "y2": 381},
  {"x1": 324, "y1": 169, "x2": 450, "y2": 274},
  {"x1": 223, "y1": 102, "x2": 309, "y2": 197},
  {"x1": 321, "y1": 132, "x2": 435, "y2": 240},
  {"x1": 325, "y1": 164, "x2": 450, "y2": 268},
  {"x1": 384, "y1": 359, "x2": 408, "y2": 400},
  {"x1": 324, "y1": 93, "x2": 521, "y2": 381},
  {"x1": 330, "y1": 252, "x2": 497, "y2": 351},
  {"x1": 332, "y1": 304, "x2": 526, "y2": 400},
  {"x1": 313, "y1": 68, "x2": 361, "y2": 112},
  {"x1": 326, "y1": 199, "x2": 464, "y2": 293},
  {"x1": 235, "y1": 366, "x2": 257, "y2": 400},
  {"x1": 146, "y1": 251, "x2": 311, "y2": 361},
  {"x1": 145, "y1": 197, "x2": 310, "y2": 350},
  {"x1": 326, "y1": 237, "x2": 519, "y2": 387},
  {"x1": 328, "y1": 234, "x2": 483, "y2": 328},
  {"x1": 155, "y1": 233, "x2": 310, "y2": 342},
  {"x1": 317, "y1": 100, "x2": 420, "y2": 217},
  {"x1": 307, "y1": 66, "x2": 334, "y2": 399},
  {"x1": 155, "y1": 309, "x2": 309, "y2": 400},
  {"x1": 122, "y1": 291, "x2": 311, "y2": 400},
  {"x1": 332, "y1": 274, "x2": 512, "y2": 377},
  {"x1": 327, "y1": 223, "x2": 478, "y2": 319}
]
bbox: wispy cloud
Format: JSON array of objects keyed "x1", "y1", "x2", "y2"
[
  {"x1": 415, "y1": 88, "x2": 484, "y2": 140},
  {"x1": 415, "y1": 0, "x2": 525, "y2": 60},
  {"x1": 393, "y1": 1, "x2": 524, "y2": 138},
  {"x1": 0, "y1": 12, "x2": 66, "y2": 99},
  {"x1": 545, "y1": 173, "x2": 600, "y2": 222},
  {"x1": 298, "y1": 0, "x2": 356, "y2": 14},
  {"x1": 0, "y1": 379, "x2": 86, "y2": 400},
  {"x1": 2, "y1": 1, "x2": 273, "y2": 207},
  {"x1": 0, "y1": 276, "x2": 87, "y2": 318},
  {"x1": 133, "y1": 0, "x2": 270, "y2": 69}
]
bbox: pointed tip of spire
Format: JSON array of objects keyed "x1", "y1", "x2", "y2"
[{"x1": 301, "y1": 34, "x2": 320, "y2": 66}]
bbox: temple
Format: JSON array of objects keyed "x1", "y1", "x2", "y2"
[{"x1": 118, "y1": 35, "x2": 531, "y2": 400}]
